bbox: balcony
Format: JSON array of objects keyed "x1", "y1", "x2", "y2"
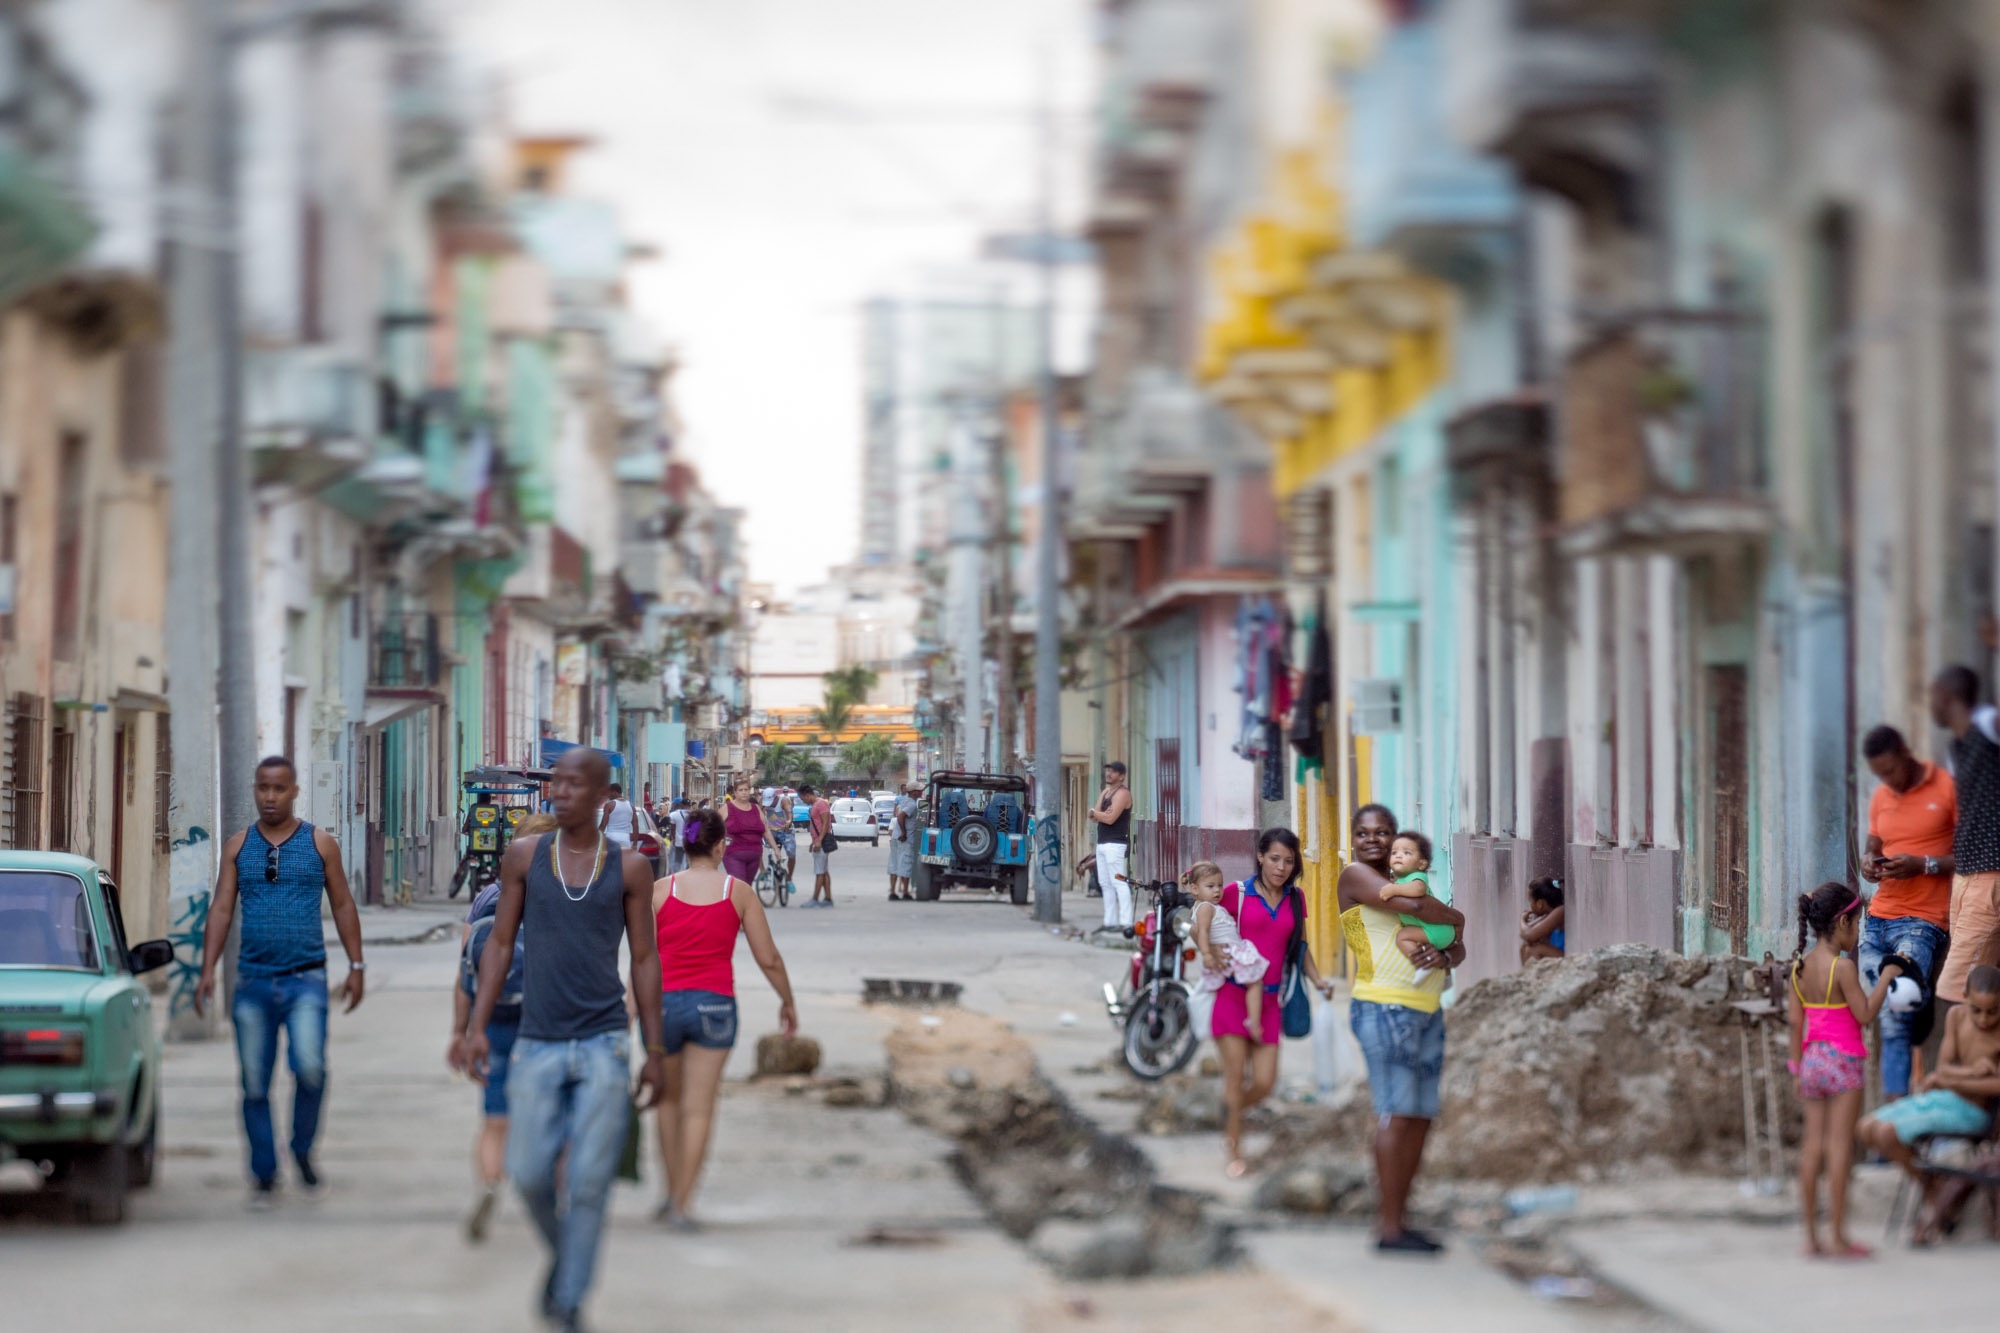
[
  {"x1": 1439, "y1": 0, "x2": 1656, "y2": 209},
  {"x1": 1346, "y1": 15, "x2": 1516, "y2": 259},
  {"x1": 368, "y1": 613, "x2": 443, "y2": 690},
  {"x1": 1556, "y1": 309, "x2": 1774, "y2": 557},
  {"x1": 245, "y1": 349, "x2": 372, "y2": 491}
]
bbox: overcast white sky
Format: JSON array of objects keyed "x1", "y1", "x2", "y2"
[{"x1": 449, "y1": 0, "x2": 1096, "y2": 593}]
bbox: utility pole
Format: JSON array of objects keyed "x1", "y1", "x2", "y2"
[
  {"x1": 162, "y1": 0, "x2": 227, "y2": 1038},
  {"x1": 211, "y1": 5, "x2": 258, "y2": 864},
  {"x1": 991, "y1": 412, "x2": 1015, "y2": 773},
  {"x1": 163, "y1": 0, "x2": 262, "y2": 1037},
  {"x1": 947, "y1": 412, "x2": 986, "y2": 771},
  {"x1": 1029, "y1": 39, "x2": 1064, "y2": 925}
]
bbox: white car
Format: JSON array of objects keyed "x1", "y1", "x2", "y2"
[{"x1": 830, "y1": 797, "x2": 879, "y2": 845}]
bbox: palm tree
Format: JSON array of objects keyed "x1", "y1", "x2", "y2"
[
  {"x1": 810, "y1": 695, "x2": 856, "y2": 739},
  {"x1": 755, "y1": 743, "x2": 803, "y2": 785},
  {"x1": 839, "y1": 734, "x2": 897, "y2": 785},
  {"x1": 822, "y1": 664, "x2": 879, "y2": 708}
]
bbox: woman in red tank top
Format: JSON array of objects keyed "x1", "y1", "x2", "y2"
[{"x1": 649, "y1": 807, "x2": 798, "y2": 1230}]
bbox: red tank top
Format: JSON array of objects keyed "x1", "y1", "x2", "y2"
[{"x1": 656, "y1": 874, "x2": 743, "y2": 995}]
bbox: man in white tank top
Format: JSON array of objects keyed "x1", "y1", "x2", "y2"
[{"x1": 600, "y1": 783, "x2": 635, "y2": 849}]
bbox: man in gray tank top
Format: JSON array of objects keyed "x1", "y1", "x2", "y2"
[{"x1": 456, "y1": 748, "x2": 665, "y2": 1333}]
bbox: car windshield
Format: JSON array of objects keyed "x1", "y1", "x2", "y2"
[
  {"x1": 0, "y1": 871, "x2": 100, "y2": 970},
  {"x1": 834, "y1": 800, "x2": 870, "y2": 817}
]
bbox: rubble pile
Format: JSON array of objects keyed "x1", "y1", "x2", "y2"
[
  {"x1": 1279, "y1": 945, "x2": 1795, "y2": 1184},
  {"x1": 886, "y1": 1010, "x2": 1233, "y2": 1278}
]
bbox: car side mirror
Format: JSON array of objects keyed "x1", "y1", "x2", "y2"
[{"x1": 129, "y1": 939, "x2": 176, "y2": 975}]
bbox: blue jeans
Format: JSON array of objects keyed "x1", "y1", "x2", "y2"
[
  {"x1": 507, "y1": 1031, "x2": 631, "y2": 1317},
  {"x1": 1858, "y1": 914, "x2": 1949, "y2": 1097},
  {"x1": 231, "y1": 968, "x2": 329, "y2": 1185},
  {"x1": 1349, "y1": 998, "x2": 1446, "y2": 1120}
]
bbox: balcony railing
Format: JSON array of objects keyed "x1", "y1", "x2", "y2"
[
  {"x1": 1558, "y1": 308, "x2": 1773, "y2": 555},
  {"x1": 370, "y1": 613, "x2": 442, "y2": 690}
]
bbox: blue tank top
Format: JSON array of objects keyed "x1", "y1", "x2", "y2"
[{"x1": 234, "y1": 822, "x2": 328, "y2": 979}]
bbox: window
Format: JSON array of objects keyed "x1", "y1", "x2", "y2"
[
  {"x1": 53, "y1": 432, "x2": 87, "y2": 661},
  {"x1": 119, "y1": 345, "x2": 165, "y2": 466},
  {"x1": 99, "y1": 873, "x2": 132, "y2": 972},
  {"x1": 6, "y1": 693, "x2": 46, "y2": 849},
  {"x1": 49, "y1": 722, "x2": 76, "y2": 854},
  {"x1": 0, "y1": 871, "x2": 99, "y2": 970}
]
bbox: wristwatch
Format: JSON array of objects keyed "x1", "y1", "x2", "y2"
[
  {"x1": 348, "y1": 960, "x2": 366, "y2": 972},
  {"x1": 1925, "y1": 857, "x2": 1939, "y2": 877}
]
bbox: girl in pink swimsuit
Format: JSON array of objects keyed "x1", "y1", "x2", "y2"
[{"x1": 1787, "y1": 881, "x2": 1905, "y2": 1259}]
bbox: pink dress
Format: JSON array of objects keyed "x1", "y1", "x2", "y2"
[{"x1": 1210, "y1": 881, "x2": 1298, "y2": 1046}]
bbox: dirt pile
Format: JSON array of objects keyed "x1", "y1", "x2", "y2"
[
  {"x1": 1273, "y1": 944, "x2": 1795, "y2": 1184},
  {"x1": 886, "y1": 1010, "x2": 1234, "y2": 1278}
]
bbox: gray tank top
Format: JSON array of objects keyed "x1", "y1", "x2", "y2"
[{"x1": 518, "y1": 833, "x2": 630, "y2": 1042}]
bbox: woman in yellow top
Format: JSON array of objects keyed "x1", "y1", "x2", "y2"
[{"x1": 1338, "y1": 803, "x2": 1464, "y2": 1255}]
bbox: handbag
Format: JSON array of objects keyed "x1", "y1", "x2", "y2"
[{"x1": 1279, "y1": 886, "x2": 1312, "y2": 1040}]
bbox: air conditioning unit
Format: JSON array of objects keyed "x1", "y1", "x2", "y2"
[{"x1": 1351, "y1": 678, "x2": 1403, "y2": 735}]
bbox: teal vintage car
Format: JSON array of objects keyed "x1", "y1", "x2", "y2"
[{"x1": 0, "y1": 851, "x2": 174, "y2": 1223}]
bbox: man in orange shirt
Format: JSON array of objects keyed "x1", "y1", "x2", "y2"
[{"x1": 1860, "y1": 725, "x2": 1957, "y2": 1099}]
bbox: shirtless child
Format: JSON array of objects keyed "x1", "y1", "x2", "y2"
[
  {"x1": 1380, "y1": 831, "x2": 1457, "y2": 985},
  {"x1": 1857, "y1": 963, "x2": 2000, "y2": 1242}
]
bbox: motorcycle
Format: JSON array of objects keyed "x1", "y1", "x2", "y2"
[{"x1": 1102, "y1": 877, "x2": 1201, "y2": 1080}]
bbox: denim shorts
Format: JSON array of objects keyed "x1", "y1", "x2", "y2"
[
  {"x1": 482, "y1": 1020, "x2": 520, "y2": 1117},
  {"x1": 1350, "y1": 998, "x2": 1446, "y2": 1120},
  {"x1": 660, "y1": 989, "x2": 738, "y2": 1054}
]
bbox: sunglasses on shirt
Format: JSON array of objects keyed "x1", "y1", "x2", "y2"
[{"x1": 266, "y1": 845, "x2": 280, "y2": 883}]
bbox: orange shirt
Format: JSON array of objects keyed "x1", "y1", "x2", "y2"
[{"x1": 1867, "y1": 763, "x2": 1957, "y2": 929}]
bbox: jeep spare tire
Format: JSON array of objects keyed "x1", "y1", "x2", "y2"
[{"x1": 955, "y1": 817, "x2": 997, "y2": 864}]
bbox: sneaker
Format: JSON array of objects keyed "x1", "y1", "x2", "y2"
[
  {"x1": 467, "y1": 1184, "x2": 499, "y2": 1243},
  {"x1": 556, "y1": 1313, "x2": 589, "y2": 1333},
  {"x1": 248, "y1": 1179, "x2": 278, "y2": 1211},
  {"x1": 295, "y1": 1156, "x2": 325, "y2": 1199},
  {"x1": 1376, "y1": 1229, "x2": 1445, "y2": 1255}
]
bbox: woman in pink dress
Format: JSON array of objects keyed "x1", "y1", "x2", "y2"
[{"x1": 1212, "y1": 827, "x2": 1334, "y2": 1175}]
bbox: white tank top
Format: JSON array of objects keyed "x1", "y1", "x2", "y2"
[{"x1": 603, "y1": 799, "x2": 634, "y2": 847}]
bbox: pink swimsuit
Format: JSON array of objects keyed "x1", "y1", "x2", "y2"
[{"x1": 1793, "y1": 958, "x2": 1865, "y2": 1100}]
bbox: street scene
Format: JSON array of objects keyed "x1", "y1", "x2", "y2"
[{"x1": 7, "y1": 0, "x2": 2000, "y2": 1330}]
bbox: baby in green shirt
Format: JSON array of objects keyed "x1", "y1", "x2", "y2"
[{"x1": 1382, "y1": 830, "x2": 1456, "y2": 984}]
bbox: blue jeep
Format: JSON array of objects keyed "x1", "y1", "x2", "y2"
[{"x1": 911, "y1": 771, "x2": 1034, "y2": 905}]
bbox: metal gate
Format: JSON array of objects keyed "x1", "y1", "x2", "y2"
[{"x1": 1153, "y1": 737, "x2": 1181, "y2": 882}]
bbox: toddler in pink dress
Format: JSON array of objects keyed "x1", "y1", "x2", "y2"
[{"x1": 1186, "y1": 862, "x2": 1269, "y2": 1040}]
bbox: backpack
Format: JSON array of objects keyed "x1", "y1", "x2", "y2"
[{"x1": 462, "y1": 913, "x2": 526, "y2": 1022}]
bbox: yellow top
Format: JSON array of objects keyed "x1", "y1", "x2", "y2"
[{"x1": 1341, "y1": 900, "x2": 1449, "y2": 1013}]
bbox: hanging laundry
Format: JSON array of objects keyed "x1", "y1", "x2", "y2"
[{"x1": 1289, "y1": 593, "x2": 1333, "y2": 779}]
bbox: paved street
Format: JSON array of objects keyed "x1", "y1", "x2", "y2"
[{"x1": 7, "y1": 841, "x2": 1999, "y2": 1333}]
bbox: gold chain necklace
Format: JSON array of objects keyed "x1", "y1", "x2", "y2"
[{"x1": 554, "y1": 830, "x2": 607, "y2": 903}]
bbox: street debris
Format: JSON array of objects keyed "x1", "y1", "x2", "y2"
[
  {"x1": 862, "y1": 977, "x2": 964, "y2": 1006},
  {"x1": 1268, "y1": 945, "x2": 1797, "y2": 1184},
  {"x1": 886, "y1": 1009, "x2": 1236, "y2": 1279},
  {"x1": 754, "y1": 1033, "x2": 822, "y2": 1077}
]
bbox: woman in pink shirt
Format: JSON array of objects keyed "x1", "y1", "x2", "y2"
[{"x1": 650, "y1": 808, "x2": 798, "y2": 1229}]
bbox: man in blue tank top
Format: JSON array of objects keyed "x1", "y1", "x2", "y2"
[
  {"x1": 193, "y1": 756, "x2": 366, "y2": 1209},
  {"x1": 455, "y1": 746, "x2": 666, "y2": 1333}
]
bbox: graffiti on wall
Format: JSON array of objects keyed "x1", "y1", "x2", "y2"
[{"x1": 165, "y1": 825, "x2": 211, "y2": 1017}]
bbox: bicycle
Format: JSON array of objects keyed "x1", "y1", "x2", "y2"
[{"x1": 753, "y1": 845, "x2": 794, "y2": 909}]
